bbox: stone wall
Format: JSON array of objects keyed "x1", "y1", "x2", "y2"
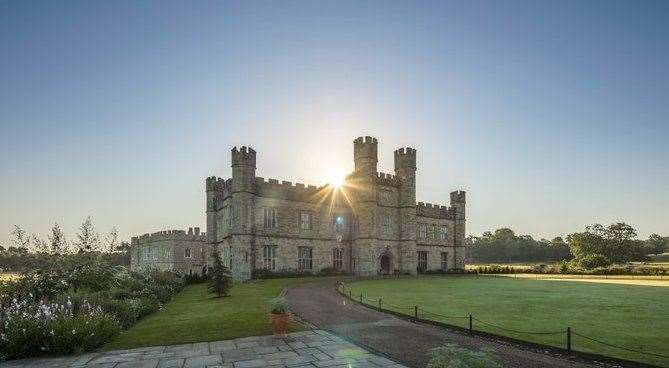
[{"x1": 130, "y1": 228, "x2": 209, "y2": 275}]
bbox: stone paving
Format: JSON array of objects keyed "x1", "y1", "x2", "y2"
[{"x1": 2, "y1": 330, "x2": 408, "y2": 368}]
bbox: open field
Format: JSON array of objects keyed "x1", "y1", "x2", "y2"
[
  {"x1": 346, "y1": 276, "x2": 669, "y2": 367},
  {"x1": 103, "y1": 278, "x2": 307, "y2": 351},
  {"x1": 495, "y1": 273, "x2": 668, "y2": 286}
]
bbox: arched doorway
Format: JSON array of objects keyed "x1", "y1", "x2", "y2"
[{"x1": 380, "y1": 253, "x2": 392, "y2": 275}]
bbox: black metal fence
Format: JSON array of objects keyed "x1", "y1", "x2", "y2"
[{"x1": 338, "y1": 283, "x2": 669, "y2": 367}]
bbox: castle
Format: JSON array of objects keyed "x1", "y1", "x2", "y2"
[{"x1": 130, "y1": 136, "x2": 467, "y2": 281}]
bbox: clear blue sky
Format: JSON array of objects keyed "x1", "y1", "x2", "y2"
[{"x1": 1, "y1": 0, "x2": 667, "y2": 246}]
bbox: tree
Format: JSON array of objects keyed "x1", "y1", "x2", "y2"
[
  {"x1": 208, "y1": 251, "x2": 233, "y2": 297},
  {"x1": 646, "y1": 234, "x2": 667, "y2": 255},
  {"x1": 75, "y1": 216, "x2": 100, "y2": 252},
  {"x1": 10, "y1": 225, "x2": 30, "y2": 250},
  {"x1": 48, "y1": 222, "x2": 68, "y2": 254},
  {"x1": 105, "y1": 227, "x2": 119, "y2": 253},
  {"x1": 32, "y1": 234, "x2": 49, "y2": 253}
]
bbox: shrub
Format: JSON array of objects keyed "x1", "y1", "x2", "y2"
[
  {"x1": 253, "y1": 269, "x2": 313, "y2": 279},
  {"x1": 317, "y1": 267, "x2": 351, "y2": 276},
  {"x1": 427, "y1": 344, "x2": 503, "y2": 368},
  {"x1": 577, "y1": 254, "x2": 612, "y2": 269},
  {"x1": 208, "y1": 251, "x2": 233, "y2": 297},
  {"x1": 0, "y1": 298, "x2": 120, "y2": 360},
  {"x1": 268, "y1": 296, "x2": 290, "y2": 315}
]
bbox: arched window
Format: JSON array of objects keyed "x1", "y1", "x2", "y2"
[{"x1": 185, "y1": 248, "x2": 191, "y2": 258}]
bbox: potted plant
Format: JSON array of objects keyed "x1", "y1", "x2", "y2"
[{"x1": 267, "y1": 296, "x2": 291, "y2": 337}]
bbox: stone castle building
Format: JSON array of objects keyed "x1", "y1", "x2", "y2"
[
  {"x1": 130, "y1": 227, "x2": 208, "y2": 275},
  {"x1": 205, "y1": 136, "x2": 467, "y2": 280},
  {"x1": 130, "y1": 136, "x2": 467, "y2": 280}
]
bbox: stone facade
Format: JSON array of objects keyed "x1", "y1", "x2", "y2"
[
  {"x1": 207, "y1": 136, "x2": 467, "y2": 281},
  {"x1": 130, "y1": 227, "x2": 209, "y2": 275}
]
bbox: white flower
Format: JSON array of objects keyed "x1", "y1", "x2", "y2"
[
  {"x1": 71, "y1": 329, "x2": 76, "y2": 335},
  {"x1": 50, "y1": 330, "x2": 55, "y2": 336}
]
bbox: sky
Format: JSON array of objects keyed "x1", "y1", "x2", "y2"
[{"x1": 1, "y1": 0, "x2": 667, "y2": 247}]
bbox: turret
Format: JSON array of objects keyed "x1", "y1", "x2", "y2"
[
  {"x1": 353, "y1": 136, "x2": 378, "y2": 176},
  {"x1": 394, "y1": 147, "x2": 417, "y2": 206},
  {"x1": 205, "y1": 176, "x2": 219, "y2": 243},
  {"x1": 450, "y1": 190, "x2": 466, "y2": 220},
  {"x1": 231, "y1": 146, "x2": 256, "y2": 193}
]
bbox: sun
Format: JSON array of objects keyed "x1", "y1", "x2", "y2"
[{"x1": 326, "y1": 169, "x2": 347, "y2": 188}]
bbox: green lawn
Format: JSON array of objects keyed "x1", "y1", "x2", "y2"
[
  {"x1": 345, "y1": 276, "x2": 669, "y2": 367},
  {"x1": 103, "y1": 278, "x2": 308, "y2": 350}
]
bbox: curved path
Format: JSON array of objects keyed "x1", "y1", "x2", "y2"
[{"x1": 287, "y1": 279, "x2": 615, "y2": 368}]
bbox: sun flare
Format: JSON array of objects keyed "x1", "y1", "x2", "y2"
[{"x1": 326, "y1": 169, "x2": 347, "y2": 188}]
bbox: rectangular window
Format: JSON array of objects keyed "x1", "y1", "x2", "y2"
[
  {"x1": 262, "y1": 245, "x2": 276, "y2": 270},
  {"x1": 300, "y1": 212, "x2": 312, "y2": 230},
  {"x1": 417, "y1": 251, "x2": 428, "y2": 272},
  {"x1": 298, "y1": 246, "x2": 313, "y2": 271},
  {"x1": 264, "y1": 208, "x2": 278, "y2": 229},
  {"x1": 333, "y1": 248, "x2": 343, "y2": 270},
  {"x1": 333, "y1": 215, "x2": 344, "y2": 232},
  {"x1": 441, "y1": 252, "x2": 449, "y2": 271},
  {"x1": 382, "y1": 215, "x2": 391, "y2": 234},
  {"x1": 418, "y1": 223, "x2": 427, "y2": 239},
  {"x1": 440, "y1": 226, "x2": 448, "y2": 240}
]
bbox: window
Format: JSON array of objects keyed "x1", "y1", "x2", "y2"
[
  {"x1": 264, "y1": 208, "x2": 278, "y2": 229},
  {"x1": 333, "y1": 248, "x2": 343, "y2": 270},
  {"x1": 185, "y1": 248, "x2": 191, "y2": 258},
  {"x1": 441, "y1": 252, "x2": 449, "y2": 271},
  {"x1": 262, "y1": 245, "x2": 276, "y2": 270},
  {"x1": 333, "y1": 215, "x2": 344, "y2": 232},
  {"x1": 418, "y1": 223, "x2": 427, "y2": 239},
  {"x1": 439, "y1": 226, "x2": 448, "y2": 240},
  {"x1": 298, "y1": 247, "x2": 313, "y2": 271},
  {"x1": 417, "y1": 251, "x2": 428, "y2": 272},
  {"x1": 300, "y1": 212, "x2": 312, "y2": 230},
  {"x1": 382, "y1": 215, "x2": 391, "y2": 234}
]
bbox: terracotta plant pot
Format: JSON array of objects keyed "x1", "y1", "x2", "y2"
[{"x1": 268, "y1": 312, "x2": 291, "y2": 337}]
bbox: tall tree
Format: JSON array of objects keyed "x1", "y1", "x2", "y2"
[
  {"x1": 10, "y1": 225, "x2": 30, "y2": 250},
  {"x1": 646, "y1": 234, "x2": 667, "y2": 255},
  {"x1": 48, "y1": 222, "x2": 68, "y2": 254},
  {"x1": 75, "y1": 216, "x2": 100, "y2": 252},
  {"x1": 105, "y1": 227, "x2": 119, "y2": 253}
]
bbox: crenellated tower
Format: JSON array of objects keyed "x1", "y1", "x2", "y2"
[
  {"x1": 450, "y1": 190, "x2": 466, "y2": 269},
  {"x1": 205, "y1": 176, "x2": 218, "y2": 244},
  {"x1": 229, "y1": 146, "x2": 257, "y2": 279},
  {"x1": 395, "y1": 147, "x2": 418, "y2": 275},
  {"x1": 353, "y1": 136, "x2": 378, "y2": 176}
]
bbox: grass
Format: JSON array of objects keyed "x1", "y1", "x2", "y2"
[
  {"x1": 345, "y1": 276, "x2": 669, "y2": 367},
  {"x1": 103, "y1": 278, "x2": 308, "y2": 350}
]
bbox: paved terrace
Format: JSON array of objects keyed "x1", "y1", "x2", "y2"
[{"x1": 2, "y1": 330, "x2": 407, "y2": 368}]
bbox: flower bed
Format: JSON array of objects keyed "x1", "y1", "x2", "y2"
[{"x1": 0, "y1": 254, "x2": 186, "y2": 360}]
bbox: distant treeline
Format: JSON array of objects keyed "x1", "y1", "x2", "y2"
[{"x1": 467, "y1": 224, "x2": 667, "y2": 267}]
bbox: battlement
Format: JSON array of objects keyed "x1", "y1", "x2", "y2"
[
  {"x1": 416, "y1": 202, "x2": 454, "y2": 219},
  {"x1": 231, "y1": 146, "x2": 256, "y2": 167},
  {"x1": 255, "y1": 177, "x2": 320, "y2": 202},
  {"x1": 206, "y1": 176, "x2": 232, "y2": 192},
  {"x1": 131, "y1": 227, "x2": 207, "y2": 245},
  {"x1": 376, "y1": 172, "x2": 399, "y2": 186},
  {"x1": 450, "y1": 190, "x2": 466, "y2": 203},
  {"x1": 353, "y1": 136, "x2": 378, "y2": 160},
  {"x1": 394, "y1": 147, "x2": 417, "y2": 170}
]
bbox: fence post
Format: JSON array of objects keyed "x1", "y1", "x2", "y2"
[
  {"x1": 414, "y1": 306, "x2": 418, "y2": 319},
  {"x1": 567, "y1": 327, "x2": 571, "y2": 353},
  {"x1": 349, "y1": 289, "x2": 352, "y2": 299},
  {"x1": 378, "y1": 298, "x2": 382, "y2": 311},
  {"x1": 360, "y1": 293, "x2": 363, "y2": 303},
  {"x1": 469, "y1": 314, "x2": 473, "y2": 332}
]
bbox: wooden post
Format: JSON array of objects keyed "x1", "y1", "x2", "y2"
[
  {"x1": 414, "y1": 306, "x2": 418, "y2": 319},
  {"x1": 469, "y1": 314, "x2": 473, "y2": 331},
  {"x1": 378, "y1": 298, "x2": 382, "y2": 311},
  {"x1": 360, "y1": 293, "x2": 363, "y2": 303},
  {"x1": 349, "y1": 289, "x2": 352, "y2": 299},
  {"x1": 567, "y1": 327, "x2": 571, "y2": 353}
]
